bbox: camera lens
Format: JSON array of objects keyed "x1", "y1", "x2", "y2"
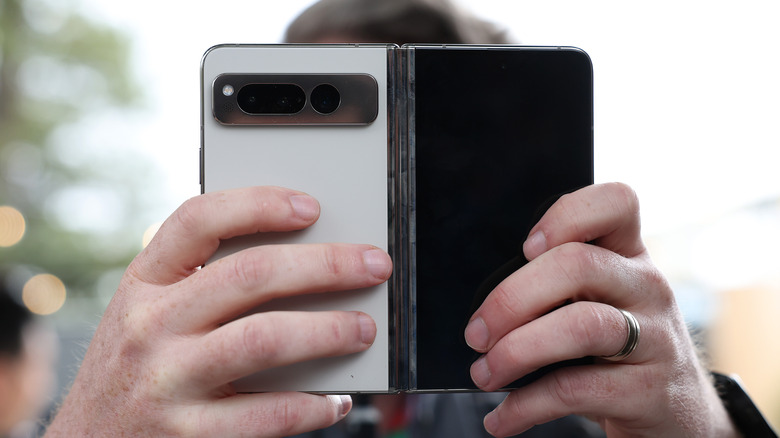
[
  {"x1": 310, "y1": 84, "x2": 340, "y2": 114},
  {"x1": 236, "y1": 84, "x2": 305, "y2": 114}
]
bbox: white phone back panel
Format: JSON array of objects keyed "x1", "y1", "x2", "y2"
[{"x1": 201, "y1": 45, "x2": 390, "y2": 393}]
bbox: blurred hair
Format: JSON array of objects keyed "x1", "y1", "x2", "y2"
[
  {"x1": 284, "y1": 0, "x2": 512, "y2": 45},
  {"x1": 0, "y1": 271, "x2": 32, "y2": 359}
]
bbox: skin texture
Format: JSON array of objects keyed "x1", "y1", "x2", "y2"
[
  {"x1": 45, "y1": 183, "x2": 741, "y2": 437},
  {"x1": 45, "y1": 186, "x2": 392, "y2": 438},
  {"x1": 465, "y1": 183, "x2": 739, "y2": 437}
]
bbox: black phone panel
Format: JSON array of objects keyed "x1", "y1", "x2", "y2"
[{"x1": 411, "y1": 47, "x2": 594, "y2": 391}]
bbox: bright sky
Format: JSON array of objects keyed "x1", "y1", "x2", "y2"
[{"x1": 77, "y1": 0, "x2": 780, "y2": 291}]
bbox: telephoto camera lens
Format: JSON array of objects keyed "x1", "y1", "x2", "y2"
[
  {"x1": 310, "y1": 84, "x2": 341, "y2": 114},
  {"x1": 237, "y1": 84, "x2": 305, "y2": 114}
]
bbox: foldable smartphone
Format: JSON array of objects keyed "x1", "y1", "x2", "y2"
[{"x1": 200, "y1": 44, "x2": 593, "y2": 393}]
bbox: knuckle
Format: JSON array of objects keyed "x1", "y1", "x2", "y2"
[
  {"x1": 609, "y1": 182, "x2": 642, "y2": 230},
  {"x1": 555, "y1": 189, "x2": 577, "y2": 210},
  {"x1": 170, "y1": 195, "x2": 207, "y2": 237},
  {"x1": 551, "y1": 242, "x2": 598, "y2": 286},
  {"x1": 229, "y1": 249, "x2": 272, "y2": 293},
  {"x1": 318, "y1": 245, "x2": 345, "y2": 279},
  {"x1": 327, "y1": 315, "x2": 346, "y2": 343},
  {"x1": 607, "y1": 182, "x2": 640, "y2": 215},
  {"x1": 549, "y1": 372, "x2": 583, "y2": 409},
  {"x1": 556, "y1": 241, "x2": 595, "y2": 268},
  {"x1": 240, "y1": 319, "x2": 278, "y2": 364},
  {"x1": 269, "y1": 397, "x2": 302, "y2": 436},
  {"x1": 552, "y1": 191, "x2": 583, "y2": 229},
  {"x1": 120, "y1": 299, "x2": 162, "y2": 346},
  {"x1": 563, "y1": 303, "x2": 613, "y2": 352},
  {"x1": 491, "y1": 282, "x2": 526, "y2": 324},
  {"x1": 641, "y1": 265, "x2": 674, "y2": 304}
]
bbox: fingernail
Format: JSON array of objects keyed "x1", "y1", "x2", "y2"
[
  {"x1": 289, "y1": 195, "x2": 319, "y2": 220},
  {"x1": 465, "y1": 317, "x2": 490, "y2": 352},
  {"x1": 358, "y1": 313, "x2": 376, "y2": 345},
  {"x1": 523, "y1": 230, "x2": 547, "y2": 260},
  {"x1": 362, "y1": 248, "x2": 392, "y2": 279},
  {"x1": 471, "y1": 356, "x2": 491, "y2": 388},
  {"x1": 483, "y1": 409, "x2": 499, "y2": 436},
  {"x1": 328, "y1": 394, "x2": 353, "y2": 418}
]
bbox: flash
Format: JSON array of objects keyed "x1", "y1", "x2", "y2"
[{"x1": 222, "y1": 84, "x2": 235, "y2": 96}]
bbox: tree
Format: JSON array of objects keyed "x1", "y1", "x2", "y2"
[{"x1": 1, "y1": 0, "x2": 155, "y2": 310}]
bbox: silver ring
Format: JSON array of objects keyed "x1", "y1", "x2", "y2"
[{"x1": 602, "y1": 309, "x2": 640, "y2": 361}]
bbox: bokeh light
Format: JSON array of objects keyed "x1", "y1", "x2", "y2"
[
  {"x1": 142, "y1": 221, "x2": 162, "y2": 248},
  {"x1": 22, "y1": 273, "x2": 67, "y2": 315},
  {"x1": 0, "y1": 205, "x2": 27, "y2": 247}
]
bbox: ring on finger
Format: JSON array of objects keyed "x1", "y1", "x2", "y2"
[{"x1": 602, "y1": 308, "x2": 640, "y2": 361}]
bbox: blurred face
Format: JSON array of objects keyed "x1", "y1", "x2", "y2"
[{"x1": 0, "y1": 324, "x2": 58, "y2": 434}]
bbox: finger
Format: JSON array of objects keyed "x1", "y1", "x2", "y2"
[
  {"x1": 183, "y1": 310, "x2": 376, "y2": 387},
  {"x1": 132, "y1": 186, "x2": 321, "y2": 285},
  {"x1": 523, "y1": 182, "x2": 645, "y2": 261},
  {"x1": 469, "y1": 302, "x2": 635, "y2": 392},
  {"x1": 177, "y1": 392, "x2": 352, "y2": 437},
  {"x1": 167, "y1": 243, "x2": 391, "y2": 331},
  {"x1": 482, "y1": 365, "x2": 650, "y2": 437},
  {"x1": 466, "y1": 242, "x2": 655, "y2": 353}
]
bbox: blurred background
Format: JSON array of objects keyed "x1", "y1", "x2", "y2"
[{"x1": 1, "y1": 0, "x2": 778, "y2": 433}]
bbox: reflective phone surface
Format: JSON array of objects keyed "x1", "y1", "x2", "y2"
[{"x1": 411, "y1": 46, "x2": 593, "y2": 391}]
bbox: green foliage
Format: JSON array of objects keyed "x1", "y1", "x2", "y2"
[{"x1": 0, "y1": 0, "x2": 152, "y2": 302}]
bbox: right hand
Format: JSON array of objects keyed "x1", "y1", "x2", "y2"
[
  {"x1": 46, "y1": 186, "x2": 392, "y2": 437},
  {"x1": 464, "y1": 183, "x2": 737, "y2": 437}
]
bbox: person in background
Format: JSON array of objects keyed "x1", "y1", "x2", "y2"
[
  {"x1": 1, "y1": 271, "x2": 58, "y2": 438},
  {"x1": 287, "y1": 3, "x2": 607, "y2": 435},
  {"x1": 41, "y1": 0, "x2": 776, "y2": 437},
  {"x1": 284, "y1": 0, "x2": 510, "y2": 45},
  {"x1": 286, "y1": 1, "x2": 775, "y2": 436}
]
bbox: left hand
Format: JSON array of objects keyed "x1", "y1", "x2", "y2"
[
  {"x1": 464, "y1": 183, "x2": 737, "y2": 437},
  {"x1": 45, "y1": 187, "x2": 391, "y2": 438}
]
